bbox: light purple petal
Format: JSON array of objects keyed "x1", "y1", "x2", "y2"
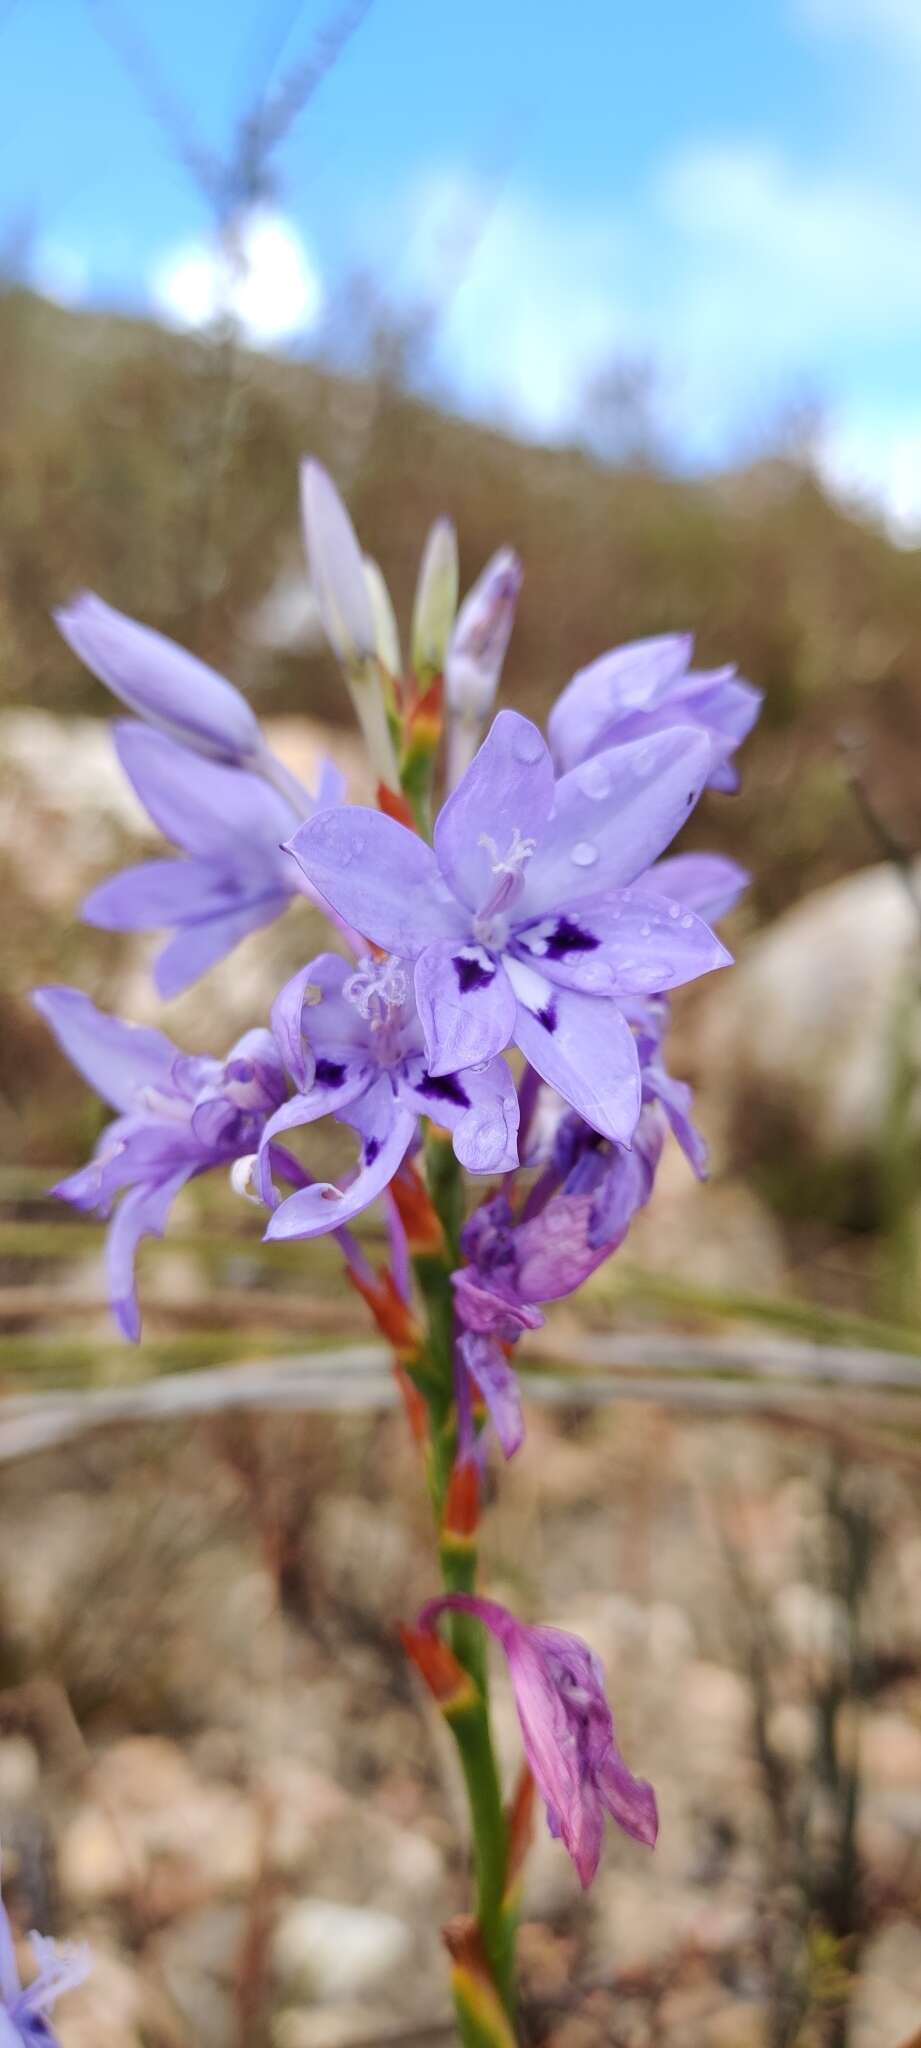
[
  {"x1": 640, "y1": 853, "x2": 749, "y2": 923},
  {"x1": 413, "y1": 940, "x2": 517, "y2": 1078},
  {"x1": 401, "y1": 1052, "x2": 520, "y2": 1174},
  {"x1": 287, "y1": 808, "x2": 465, "y2": 957},
  {"x1": 0, "y1": 1894, "x2": 21, "y2": 2009},
  {"x1": 154, "y1": 898, "x2": 290, "y2": 999},
  {"x1": 270, "y1": 963, "x2": 327, "y2": 1089},
  {"x1": 256, "y1": 1070, "x2": 370, "y2": 1205},
  {"x1": 521, "y1": 727, "x2": 713, "y2": 917},
  {"x1": 113, "y1": 722, "x2": 296, "y2": 867},
  {"x1": 643, "y1": 1065, "x2": 708, "y2": 1178},
  {"x1": 32, "y1": 986, "x2": 177, "y2": 1114},
  {"x1": 265, "y1": 1097, "x2": 416, "y2": 1240},
  {"x1": 106, "y1": 1168, "x2": 192, "y2": 1340},
  {"x1": 444, "y1": 551, "x2": 523, "y2": 718},
  {"x1": 55, "y1": 593, "x2": 262, "y2": 763},
  {"x1": 507, "y1": 964, "x2": 641, "y2": 1145},
  {"x1": 434, "y1": 710, "x2": 554, "y2": 913},
  {"x1": 83, "y1": 857, "x2": 246, "y2": 931},
  {"x1": 548, "y1": 635, "x2": 694, "y2": 772},
  {"x1": 461, "y1": 1332, "x2": 525, "y2": 1458},
  {"x1": 516, "y1": 892, "x2": 730, "y2": 998}
]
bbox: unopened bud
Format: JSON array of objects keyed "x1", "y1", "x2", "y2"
[
  {"x1": 300, "y1": 460, "x2": 377, "y2": 669},
  {"x1": 364, "y1": 557, "x2": 402, "y2": 676},
  {"x1": 445, "y1": 547, "x2": 522, "y2": 720},
  {"x1": 411, "y1": 517, "x2": 458, "y2": 679}
]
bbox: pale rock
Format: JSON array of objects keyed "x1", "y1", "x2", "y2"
[
  {"x1": 859, "y1": 1711, "x2": 921, "y2": 1787},
  {"x1": 771, "y1": 1582, "x2": 850, "y2": 1663},
  {"x1": 849, "y1": 1918, "x2": 921, "y2": 2048},
  {"x1": 61, "y1": 1739, "x2": 262, "y2": 1906},
  {"x1": 152, "y1": 1904, "x2": 247, "y2": 2048},
  {"x1": 695, "y1": 860, "x2": 921, "y2": 1163},
  {"x1": 273, "y1": 1898, "x2": 412, "y2": 2002},
  {"x1": 0, "y1": 1737, "x2": 40, "y2": 1805},
  {"x1": 273, "y1": 2003, "x2": 395, "y2": 2048}
]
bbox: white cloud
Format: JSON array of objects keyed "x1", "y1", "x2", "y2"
[
  {"x1": 796, "y1": 0, "x2": 921, "y2": 56},
  {"x1": 816, "y1": 413, "x2": 921, "y2": 543},
  {"x1": 396, "y1": 170, "x2": 632, "y2": 437},
  {"x1": 657, "y1": 143, "x2": 921, "y2": 357},
  {"x1": 152, "y1": 208, "x2": 322, "y2": 346}
]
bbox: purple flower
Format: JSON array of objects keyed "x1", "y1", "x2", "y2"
[
  {"x1": 56, "y1": 593, "x2": 265, "y2": 768},
  {"x1": 418, "y1": 1595, "x2": 658, "y2": 1884},
  {"x1": 0, "y1": 1861, "x2": 89, "y2": 2046},
  {"x1": 548, "y1": 633, "x2": 762, "y2": 793},
  {"x1": 34, "y1": 987, "x2": 289, "y2": 1340},
  {"x1": 82, "y1": 721, "x2": 344, "y2": 998},
  {"x1": 287, "y1": 711, "x2": 728, "y2": 1146},
  {"x1": 259, "y1": 951, "x2": 520, "y2": 1242}
]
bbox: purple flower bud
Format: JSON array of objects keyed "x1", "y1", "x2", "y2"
[
  {"x1": 55, "y1": 594, "x2": 264, "y2": 766},
  {"x1": 445, "y1": 548, "x2": 522, "y2": 720},
  {"x1": 300, "y1": 460, "x2": 377, "y2": 668},
  {"x1": 418, "y1": 1596, "x2": 658, "y2": 1885}
]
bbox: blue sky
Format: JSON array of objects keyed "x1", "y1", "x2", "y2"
[{"x1": 8, "y1": 0, "x2": 921, "y2": 529}]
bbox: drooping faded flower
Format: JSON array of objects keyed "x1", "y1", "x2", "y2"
[
  {"x1": 258, "y1": 950, "x2": 520, "y2": 1240},
  {"x1": 81, "y1": 721, "x2": 343, "y2": 998},
  {"x1": 417, "y1": 1595, "x2": 658, "y2": 1885},
  {"x1": 0, "y1": 1859, "x2": 89, "y2": 2046},
  {"x1": 548, "y1": 632, "x2": 762, "y2": 793},
  {"x1": 34, "y1": 987, "x2": 290, "y2": 1339},
  {"x1": 287, "y1": 710, "x2": 729, "y2": 1145}
]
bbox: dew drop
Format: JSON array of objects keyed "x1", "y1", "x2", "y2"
[
  {"x1": 577, "y1": 759, "x2": 610, "y2": 801},
  {"x1": 668, "y1": 903, "x2": 681, "y2": 920},
  {"x1": 570, "y1": 841, "x2": 599, "y2": 868},
  {"x1": 681, "y1": 913, "x2": 694, "y2": 928},
  {"x1": 640, "y1": 922, "x2": 652, "y2": 939},
  {"x1": 512, "y1": 724, "x2": 544, "y2": 765}
]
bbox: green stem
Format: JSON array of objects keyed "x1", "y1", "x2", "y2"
[{"x1": 411, "y1": 1134, "x2": 519, "y2": 2035}]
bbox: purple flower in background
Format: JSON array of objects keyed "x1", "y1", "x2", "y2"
[
  {"x1": 34, "y1": 987, "x2": 289, "y2": 1339},
  {"x1": 548, "y1": 633, "x2": 762, "y2": 793},
  {"x1": 0, "y1": 1861, "x2": 89, "y2": 2046},
  {"x1": 418, "y1": 1595, "x2": 658, "y2": 1884},
  {"x1": 82, "y1": 722, "x2": 344, "y2": 998},
  {"x1": 287, "y1": 712, "x2": 729, "y2": 1147},
  {"x1": 56, "y1": 592, "x2": 267, "y2": 768},
  {"x1": 258, "y1": 951, "x2": 520, "y2": 1242}
]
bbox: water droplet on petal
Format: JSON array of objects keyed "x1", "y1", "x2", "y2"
[
  {"x1": 640, "y1": 922, "x2": 652, "y2": 939},
  {"x1": 681, "y1": 913, "x2": 694, "y2": 928},
  {"x1": 668, "y1": 903, "x2": 681, "y2": 919},
  {"x1": 577, "y1": 759, "x2": 610, "y2": 800},
  {"x1": 570, "y1": 841, "x2": 599, "y2": 868},
  {"x1": 512, "y1": 724, "x2": 544, "y2": 765}
]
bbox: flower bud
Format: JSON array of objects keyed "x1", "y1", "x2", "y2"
[
  {"x1": 300, "y1": 459, "x2": 377, "y2": 668},
  {"x1": 445, "y1": 547, "x2": 522, "y2": 720},
  {"x1": 411, "y1": 517, "x2": 458, "y2": 679},
  {"x1": 55, "y1": 594, "x2": 263, "y2": 766},
  {"x1": 364, "y1": 556, "x2": 402, "y2": 675}
]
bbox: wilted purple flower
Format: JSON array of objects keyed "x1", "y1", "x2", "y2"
[
  {"x1": 0, "y1": 1862, "x2": 90, "y2": 2045},
  {"x1": 548, "y1": 633, "x2": 762, "y2": 793},
  {"x1": 418, "y1": 1595, "x2": 658, "y2": 1884},
  {"x1": 55, "y1": 592, "x2": 265, "y2": 768},
  {"x1": 34, "y1": 987, "x2": 289, "y2": 1339},
  {"x1": 258, "y1": 950, "x2": 520, "y2": 1241},
  {"x1": 288, "y1": 711, "x2": 728, "y2": 1146},
  {"x1": 82, "y1": 721, "x2": 344, "y2": 999}
]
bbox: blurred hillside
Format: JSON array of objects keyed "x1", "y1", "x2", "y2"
[{"x1": 6, "y1": 286, "x2": 921, "y2": 919}]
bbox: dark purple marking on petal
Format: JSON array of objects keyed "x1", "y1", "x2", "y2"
[
  {"x1": 543, "y1": 917, "x2": 600, "y2": 960},
  {"x1": 454, "y1": 951, "x2": 495, "y2": 995},
  {"x1": 419, "y1": 1072, "x2": 471, "y2": 1108},
  {"x1": 536, "y1": 1000, "x2": 558, "y2": 1033},
  {"x1": 365, "y1": 1136, "x2": 381, "y2": 1165},
  {"x1": 315, "y1": 1058, "x2": 347, "y2": 1087}
]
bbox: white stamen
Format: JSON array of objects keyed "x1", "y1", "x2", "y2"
[
  {"x1": 343, "y1": 954, "x2": 408, "y2": 1029},
  {"x1": 478, "y1": 825, "x2": 537, "y2": 879}
]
